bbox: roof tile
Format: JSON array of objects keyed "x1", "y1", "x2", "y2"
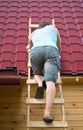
[
  {"x1": 61, "y1": 61, "x2": 72, "y2": 74},
  {"x1": 73, "y1": 52, "x2": 83, "y2": 61},
  {"x1": 17, "y1": 23, "x2": 28, "y2": 29},
  {"x1": 66, "y1": 23, "x2": 78, "y2": 30},
  {"x1": 5, "y1": 23, "x2": 16, "y2": 29},
  {"x1": 0, "y1": 61, "x2": 12, "y2": 68},
  {"x1": 3, "y1": 37, "x2": 15, "y2": 44},
  {"x1": 67, "y1": 29, "x2": 80, "y2": 37},
  {"x1": 68, "y1": 37, "x2": 80, "y2": 44},
  {"x1": 16, "y1": 37, "x2": 27, "y2": 44},
  {"x1": 7, "y1": 17, "x2": 18, "y2": 23},
  {"x1": 2, "y1": 43, "x2": 13, "y2": 52},
  {"x1": 4, "y1": 30, "x2": 15, "y2": 36},
  {"x1": 1, "y1": 52, "x2": 13, "y2": 61},
  {"x1": 70, "y1": 44, "x2": 82, "y2": 52},
  {"x1": 8, "y1": 6, "x2": 18, "y2": 12},
  {"x1": 16, "y1": 44, "x2": 26, "y2": 52},
  {"x1": 15, "y1": 52, "x2": 27, "y2": 60}
]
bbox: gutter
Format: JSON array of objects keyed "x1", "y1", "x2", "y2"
[
  {"x1": 0, "y1": 67, "x2": 22, "y2": 86},
  {"x1": 0, "y1": 76, "x2": 21, "y2": 86}
]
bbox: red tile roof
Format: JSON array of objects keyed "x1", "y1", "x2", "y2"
[{"x1": 0, "y1": 0, "x2": 83, "y2": 75}]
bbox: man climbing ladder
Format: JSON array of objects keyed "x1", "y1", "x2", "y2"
[{"x1": 28, "y1": 20, "x2": 61, "y2": 123}]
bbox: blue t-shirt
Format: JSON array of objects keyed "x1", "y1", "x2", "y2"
[{"x1": 31, "y1": 25, "x2": 58, "y2": 50}]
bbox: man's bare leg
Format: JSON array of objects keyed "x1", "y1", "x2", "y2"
[
  {"x1": 44, "y1": 81, "x2": 56, "y2": 118},
  {"x1": 34, "y1": 75, "x2": 43, "y2": 86},
  {"x1": 34, "y1": 75, "x2": 44, "y2": 99},
  {"x1": 34, "y1": 76, "x2": 56, "y2": 118}
]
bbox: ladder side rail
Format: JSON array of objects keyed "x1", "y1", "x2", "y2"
[
  {"x1": 27, "y1": 17, "x2": 40, "y2": 124},
  {"x1": 58, "y1": 72, "x2": 66, "y2": 123},
  {"x1": 59, "y1": 84, "x2": 66, "y2": 121},
  {"x1": 52, "y1": 19, "x2": 66, "y2": 127},
  {"x1": 28, "y1": 17, "x2": 31, "y2": 80},
  {"x1": 27, "y1": 18, "x2": 32, "y2": 124},
  {"x1": 52, "y1": 18, "x2": 55, "y2": 27}
]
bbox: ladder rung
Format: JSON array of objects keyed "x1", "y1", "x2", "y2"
[
  {"x1": 27, "y1": 79, "x2": 36, "y2": 84},
  {"x1": 26, "y1": 78, "x2": 62, "y2": 85},
  {"x1": 27, "y1": 121, "x2": 68, "y2": 128},
  {"x1": 57, "y1": 78, "x2": 62, "y2": 84},
  {"x1": 26, "y1": 98, "x2": 64, "y2": 104},
  {"x1": 29, "y1": 24, "x2": 39, "y2": 28}
]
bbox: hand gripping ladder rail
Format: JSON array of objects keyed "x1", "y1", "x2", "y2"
[{"x1": 26, "y1": 18, "x2": 68, "y2": 130}]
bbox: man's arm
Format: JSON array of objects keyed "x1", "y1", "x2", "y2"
[
  {"x1": 56, "y1": 28, "x2": 61, "y2": 54},
  {"x1": 52, "y1": 25, "x2": 61, "y2": 54},
  {"x1": 27, "y1": 35, "x2": 33, "y2": 49}
]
